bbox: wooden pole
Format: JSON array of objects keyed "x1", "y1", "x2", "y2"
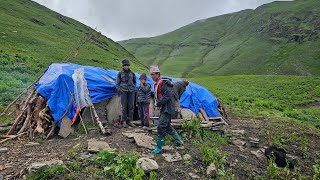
[{"x1": 91, "y1": 105, "x2": 106, "y2": 134}]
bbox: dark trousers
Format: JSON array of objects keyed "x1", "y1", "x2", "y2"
[
  {"x1": 138, "y1": 102, "x2": 150, "y2": 127},
  {"x1": 120, "y1": 91, "x2": 135, "y2": 122},
  {"x1": 157, "y1": 112, "x2": 175, "y2": 138}
]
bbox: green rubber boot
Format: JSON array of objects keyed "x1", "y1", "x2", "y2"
[
  {"x1": 152, "y1": 137, "x2": 164, "y2": 154},
  {"x1": 173, "y1": 130, "x2": 184, "y2": 146}
]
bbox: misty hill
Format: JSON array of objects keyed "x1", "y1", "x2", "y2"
[
  {"x1": 0, "y1": 0, "x2": 145, "y2": 108},
  {"x1": 120, "y1": 0, "x2": 320, "y2": 77}
]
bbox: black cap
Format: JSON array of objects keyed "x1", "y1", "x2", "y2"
[
  {"x1": 139, "y1": 73, "x2": 147, "y2": 80},
  {"x1": 122, "y1": 59, "x2": 130, "y2": 66}
]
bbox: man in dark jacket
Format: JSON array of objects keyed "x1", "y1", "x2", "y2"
[
  {"x1": 137, "y1": 73, "x2": 151, "y2": 128},
  {"x1": 172, "y1": 80, "x2": 189, "y2": 119},
  {"x1": 150, "y1": 66, "x2": 183, "y2": 154},
  {"x1": 116, "y1": 59, "x2": 136, "y2": 128}
]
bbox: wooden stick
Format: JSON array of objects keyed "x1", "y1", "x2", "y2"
[
  {"x1": 7, "y1": 89, "x2": 36, "y2": 135},
  {"x1": 0, "y1": 135, "x2": 16, "y2": 139},
  {"x1": 199, "y1": 108, "x2": 209, "y2": 121},
  {"x1": 34, "y1": 96, "x2": 46, "y2": 134},
  {"x1": 15, "y1": 100, "x2": 20, "y2": 117},
  {"x1": 45, "y1": 124, "x2": 57, "y2": 140},
  {"x1": 17, "y1": 106, "x2": 31, "y2": 134},
  {"x1": 79, "y1": 114, "x2": 88, "y2": 134},
  {"x1": 0, "y1": 132, "x2": 27, "y2": 144},
  {"x1": 91, "y1": 105, "x2": 106, "y2": 134},
  {"x1": 7, "y1": 105, "x2": 29, "y2": 135},
  {"x1": 90, "y1": 106, "x2": 95, "y2": 125}
]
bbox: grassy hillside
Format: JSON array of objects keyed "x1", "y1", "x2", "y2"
[
  {"x1": 0, "y1": 0, "x2": 146, "y2": 110},
  {"x1": 191, "y1": 75, "x2": 320, "y2": 128},
  {"x1": 120, "y1": 0, "x2": 320, "y2": 77}
]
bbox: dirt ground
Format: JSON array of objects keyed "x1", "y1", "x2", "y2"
[{"x1": 1, "y1": 112, "x2": 319, "y2": 180}]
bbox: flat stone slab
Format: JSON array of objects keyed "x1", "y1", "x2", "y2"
[
  {"x1": 25, "y1": 142, "x2": 40, "y2": 147},
  {"x1": 250, "y1": 150, "x2": 265, "y2": 161},
  {"x1": 122, "y1": 132, "x2": 155, "y2": 149},
  {"x1": 232, "y1": 139, "x2": 246, "y2": 146},
  {"x1": 87, "y1": 139, "x2": 113, "y2": 153},
  {"x1": 0, "y1": 147, "x2": 8, "y2": 153},
  {"x1": 162, "y1": 152, "x2": 182, "y2": 162},
  {"x1": 162, "y1": 145, "x2": 174, "y2": 151},
  {"x1": 231, "y1": 129, "x2": 245, "y2": 135},
  {"x1": 136, "y1": 158, "x2": 159, "y2": 173},
  {"x1": 28, "y1": 159, "x2": 63, "y2": 173},
  {"x1": 249, "y1": 137, "x2": 260, "y2": 142}
]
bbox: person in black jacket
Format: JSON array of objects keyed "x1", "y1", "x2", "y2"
[
  {"x1": 116, "y1": 59, "x2": 136, "y2": 128},
  {"x1": 137, "y1": 73, "x2": 151, "y2": 128},
  {"x1": 150, "y1": 65, "x2": 183, "y2": 154}
]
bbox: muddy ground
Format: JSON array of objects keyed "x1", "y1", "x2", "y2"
[{"x1": 1, "y1": 112, "x2": 319, "y2": 180}]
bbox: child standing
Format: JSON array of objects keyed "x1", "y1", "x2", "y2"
[{"x1": 137, "y1": 73, "x2": 151, "y2": 129}]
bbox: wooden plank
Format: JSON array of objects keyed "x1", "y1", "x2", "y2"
[
  {"x1": 208, "y1": 117, "x2": 222, "y2": 121},
  {"x1": 199, "y1": 108, "x2": 209, "y2": 121},
  {"x1": 197, "y1": 112, "x2": 205, "y2": 121}
]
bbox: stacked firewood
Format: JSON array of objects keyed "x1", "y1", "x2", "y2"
[{"x1": 0, "y1": 88, "x2": 56, "y2": 144}]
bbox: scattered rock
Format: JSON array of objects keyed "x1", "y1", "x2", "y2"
[
  {"x1": 206, "y1": 163, "x2": 217, "y2": 178},
  {"x1": 237, "y1": 145, "x2": 245, "y2": 152},
  {"x1": 287, "y1": 154, "x2": 299, "y2": 166},
  {"x1": 162, "y1": 152, "x2": 182, "y2": 162},
  {"x1": 87, "y1": 139, "x2": 113, "y2": 153},
  {"x1": 181, "y1": 108, "x2": 196, "y2": 119},
  {"x1": 25, "y1": 142, "x2": 40, "y2": 147},
  {"x1": 136, "y1": 158, "x2": 158, "y2": 173},
  {"x1": 58, "y1": 116, "x2": 72, "y2": 138},
  {"x1": 231, "y1": 129, "x2": 245, "y2": 135},
  {"x1": 79, "y1": 152, "x2": 92, "y2": 160},
  {"x1": 251, "y1": 150, "x2": 266, "y2": 161},
  {"x1": 189, "y1": 172, "x2": 200, "y2": 179},
  {"x1": 176, "y1": 146, "x2": 185, "y2": 150},
  {"x1": 28, "y1": 160, "x2": 63, "y2": 173},
  {"x1": 249, "y1": 141, "x2": 260, "y2": 148},
  {"x1": 232, "y1": 139, "x2": 246, "y2": 146},
  {"x1": 122, "y1": 132, "x2": 155, "y2": 149},
  {"x1": 100, "y1": 137, "x2": 107, "y2": 141},
  {"x1": 141, "y1": 152, "x2": 155, "y2": 159},
  {"x1": 249, "y1": 137, "x2": 260, "y2": 142},
  {"x1": 183, "y1": 154, "x2": 192, "y2": 161},
  {"x1": 104, "y1": 128, "x2": 112, "y2": 135},
  {"x1": 162, "y1": 145, "x2": 174, "y2": 152},
  {"x1": 105, "y1": 94, "x2": 122, "y2": 124},
  {"x1": 0, "y1": 147, "x2": 8, "y2": 153},
  {"x1": 88, "y1": 128, "x2": 99, "y2": 135}
]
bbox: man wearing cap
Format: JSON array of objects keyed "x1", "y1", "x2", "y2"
[
  {"x1": 150, "y1": 65, "x2": 183, "y2": 154},
  {"x1": 116, "y1": 59, "x2": 136, "y2": 128},
  {"x1": 137, "y1": 73, "x2": 151, "y2": 129}
]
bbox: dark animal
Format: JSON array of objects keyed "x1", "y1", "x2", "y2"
[{"x1": 265, "y1": 146, "x2": 294, "y2": 170}]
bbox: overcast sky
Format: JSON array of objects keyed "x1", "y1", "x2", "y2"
[{"x1": 33, "y1": 0, "x2": 286, "y2": 41}]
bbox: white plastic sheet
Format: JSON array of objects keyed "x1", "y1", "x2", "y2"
[{"x1": 72, "y1": 68, "x2": 92, "y2": 108}]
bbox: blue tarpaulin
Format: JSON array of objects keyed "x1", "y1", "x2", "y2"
[{"x1": 35, "y1": 63, "x2": 221, "y2": 126}]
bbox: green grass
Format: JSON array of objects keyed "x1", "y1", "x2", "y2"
[
  {"x1": 120, "y1": 0, "x2": 320, "y2": 78},
  {"x1": 0, "y1": 0, "x2": 146, "y2": 111},
  {"x1": 28, "y1": 149, "x2": 158, "y2": 180},
  {"x1": 191, "y1": 75, "x2": 320, "y2": 128}
]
